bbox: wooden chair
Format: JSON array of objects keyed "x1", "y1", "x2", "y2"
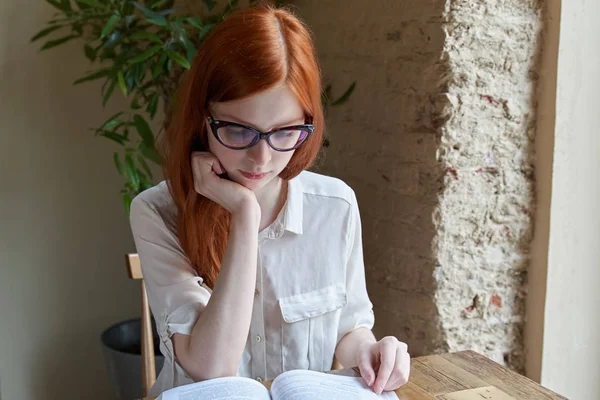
[
  {"x1": 126, "y1": 253, "x2": 156, "y2": 397},
  {"x1": 127, "y1": 252, "x2": 343, "y2": 397}
]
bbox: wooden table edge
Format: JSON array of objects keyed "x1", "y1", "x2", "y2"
[{"x1": 139, "y1": 350, "x2": 567, "y2": 400}]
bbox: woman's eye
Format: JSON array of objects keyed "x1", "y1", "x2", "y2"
[
  {"x1": 276, "y1": 130, "x2": 295, "y2": 137},
  {"x1": 226, "y1": 127, "x2": 245, "y2": 134}
]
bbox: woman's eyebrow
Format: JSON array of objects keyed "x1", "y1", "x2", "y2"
[{"x1": 217, "y1": 114, "x2": 305, "y2": 130}]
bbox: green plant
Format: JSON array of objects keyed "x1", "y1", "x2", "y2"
[{"x1": 31, "y1": 0, "x2": 355, "y2": 213}]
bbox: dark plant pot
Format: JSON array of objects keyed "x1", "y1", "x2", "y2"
[{"x1": 101, "y1": 318, "x2": 165, "y2": 400}]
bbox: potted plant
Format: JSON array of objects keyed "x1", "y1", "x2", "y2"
[{"x1": 31, "y1": 0, "x2": 354, "y2": 397}]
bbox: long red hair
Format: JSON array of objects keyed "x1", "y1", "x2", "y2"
[{"x1": 159, "y1": 4, "x2": 325, "y2": 288}]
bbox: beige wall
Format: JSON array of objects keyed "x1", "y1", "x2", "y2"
[
  {"x1": 294, "y1": 0, "x2": 446, "y2": 357},
  {"x1": 528, "y1": 0, "x2": 600, "y2": 398},
  {"x1": 0, "y1": 2, "x2": 141, "y2": 399}
]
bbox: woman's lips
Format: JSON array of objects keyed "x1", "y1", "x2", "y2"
[{"x1": 240, "y1": 170, "x2": 270, "y2": 180}]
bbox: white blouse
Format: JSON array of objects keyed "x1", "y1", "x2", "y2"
[{"x1": 129, "y1": 170, "x2": 375, "y2": 397}]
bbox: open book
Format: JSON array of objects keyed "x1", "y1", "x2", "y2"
[{"x1": 158, "y1": 369, "x2": 399, "y2": 400}]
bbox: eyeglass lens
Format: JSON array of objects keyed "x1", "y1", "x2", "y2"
[{"x1": 217, "y1": 125, "x2": 309, "y2": 150}]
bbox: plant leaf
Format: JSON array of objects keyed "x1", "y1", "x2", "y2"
[
  {"x1": 30, "y1": 25, "x2": 63, "y2": 42},
  {"x1": 123, "y1": 2, "x2": 135, "y2": 16},
  {"x1": 139, "y1": 171, "x2": 153, "y2": 190},
  {"x1": 131, "y1": 97, "x2": 142, "y2": 110},
  {"x1": 158, "y1": 8, "x2": 176, "y2": 16},
  {"x1": 99, "y1": 111, "x2": 124, "y2": 128},
  {"x1": 73, "y1": 68, "x2": 112, "y2": 85},
  {"x1": 202, "y1": 0, "x2": 216, "y2": 12},
  {"x1": 128, "y1": 45, "x2": 162, "y2": 64},
  {"x1": 103, "y1": 79, "x2": 117, "y2": 105},
  {"x1": 103, "y1": 30, "x2": 123, "y2": 49},
  {"x1": 117, "y1": 70, "x2": 127, "y2": 96},
  {"x1": 137, "y1": 154, "x2": 153, "y2": 178},
  {"x1": 147, "y1": 93, "x2": 159, "y2": 118},
  {"x1": 114, "y1": 152, "x2": 125, "y2": 177},
  {"x1": 147, "y1": 16, "x2": 168, "y2": 27},
  {"x1": 122, "y1": 189, "x2": 133, "y2": 214},
  {"x1": 330, "y1": 81, "x2": 356, "y2": 106},
  {"x1": 132, "y1": 2, "x2": 168, "y2": 27},
  {"x1": 84, "y1": 44, "x2": 97, "y2": 61},
  {"x1": 100, "y1": 131, "x2": 128, "y2": 145},
  {"x1": 186, "y1": 17, "x2": 203, "y2": 30},
  {"x1": 198, "y1": 23, "x2": 215, "y2": 41},
  {"x1": 129, "y1": 31, "x2": 162, "y2": 44},
  {"x1": 100, "y1": 14, "x2": 121, "y2": 39},
  {"x1": 133, "y1": 114, "x2": 154, "y2": 146},
  {"x1": 139, "y1": 141, "x2": 161, "y2": 164},
  {"x1": 149, "y1": 0, "x2": 170, "y2": 9},
  {"x1": 39, "y1": 34, "x2": 80, "y2": 50},
  {"x1": 167, "y1": 51, "x2": 190, "y2": 69},
  {"x1": 75, "y1": 0, "x2": 104, "y2": 8},
  {"x1": 222, "y1": 0, "x2": 239, "y2": 17},
  {"x1": 47, "y1": 0, "x2": 70, "y2": 12},
  {"x1": 184, "y1": 37, "x2": 197, "y2": 64},
  {"x1": 125, "y1": 153, "x2": 140, "y2": 190},
  {"x1": 125, "y1": 69, "x2": 136, "y2": 94},
  {"x1": 152, "y1": 52, "x2": 167, "y2": 79},
  {"x1": 101, "y1": 118, "x2": 124, "y2": 131}
]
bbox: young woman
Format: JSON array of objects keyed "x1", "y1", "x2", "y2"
[{"x1": 129, "y1": 5, "x2": 410, "y2": 397}]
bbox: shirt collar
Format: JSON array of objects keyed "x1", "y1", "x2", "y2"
[{"x1": 282, "y1": 174, "x2": 303, "y2": 235}]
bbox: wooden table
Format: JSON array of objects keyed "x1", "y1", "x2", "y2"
[{"x1": 142, "y1": 350, "x2": 566, "y2": 399}]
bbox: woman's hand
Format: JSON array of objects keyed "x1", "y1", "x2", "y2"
[
  {"x1": 191, "y1": 152, "x2": 258, "y2": 215},
  {"x1": 356, "y1": 336, "x2": 410, "y2": 394}
]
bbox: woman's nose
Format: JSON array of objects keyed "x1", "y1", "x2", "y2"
[{"x1": 246, "y1": 139, "x2": 272, "y2": 167}]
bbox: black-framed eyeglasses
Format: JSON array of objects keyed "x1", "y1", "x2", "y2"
[{"x1": 207, "y1": 114, "x2": 314, "y2": 151}]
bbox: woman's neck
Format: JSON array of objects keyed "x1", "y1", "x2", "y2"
[{"x1": 254, "y1": 177, "x2": 287, "y2": 232}]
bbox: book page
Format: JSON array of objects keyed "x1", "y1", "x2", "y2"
[
  {"x1": 270, "y1": 369, "x2": 399, "y2": 400},
  {"x1": 158, "y1": 376, "x2": 271, "y2": 400}
]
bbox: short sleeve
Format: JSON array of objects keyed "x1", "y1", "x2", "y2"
[
  {"x1": 129, "y1": 196, "x2": 212, "y2": 352},
  {"x1": 336, "y1": 189, "x2": 375, "y2": 344}
]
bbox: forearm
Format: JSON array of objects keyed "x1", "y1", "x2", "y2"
[
  {"x1": 335, "y1": 327, "x2": 377, "y2": 368},
  {"x1": 176, "y1": 209, "x2": 260, "y2": 380}
]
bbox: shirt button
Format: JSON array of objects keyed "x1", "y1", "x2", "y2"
[
  {"x1": 256, "y1": 335, "x2": 262, "y2": 342},
  {"x1": 254, "y1": 289, "x2": 260, "y2": 297},
  {"x1": 255, "y1": 376, "x2": 263, "y2": 382}
]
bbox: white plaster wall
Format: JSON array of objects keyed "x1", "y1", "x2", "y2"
[{"x1": 539, "y1": 0, "x2": 600, "y2": 398}]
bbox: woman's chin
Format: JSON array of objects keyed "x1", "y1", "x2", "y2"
[
  {"x1": 231, "y1": 176, "x2": 267, "y2": 191},
  {"x1": 237, "y1": 173, "x2": 276, "y2": 191}
]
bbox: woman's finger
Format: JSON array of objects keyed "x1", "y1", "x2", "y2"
[
  {"x1": 191, "y1": 152, "x2": 222, "y2": 180},
  {"x1": 212, "y1": 158, "x2": 224, "y2": 174},
  {"x1": 372, "y1": 337, "x2": 398, "y2": 394},
  {"x1": 356, "y1": 344, "x2": 377, "y2": 387},
  {"x1": 383, "y1": 349, "x2": 410, "y2": 391}
]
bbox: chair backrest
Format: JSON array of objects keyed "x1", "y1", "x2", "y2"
[{"x1": 126, "y1": 253, "x2": 156, "y2": 397}]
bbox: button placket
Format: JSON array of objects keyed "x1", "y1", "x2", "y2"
[{"x1": 250, "y1": 245, "x2": 267, "y2": 381}]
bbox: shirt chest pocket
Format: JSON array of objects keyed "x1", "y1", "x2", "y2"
[{"x1": 278, "y1": 282, "x2": 347, "y2": 372}]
